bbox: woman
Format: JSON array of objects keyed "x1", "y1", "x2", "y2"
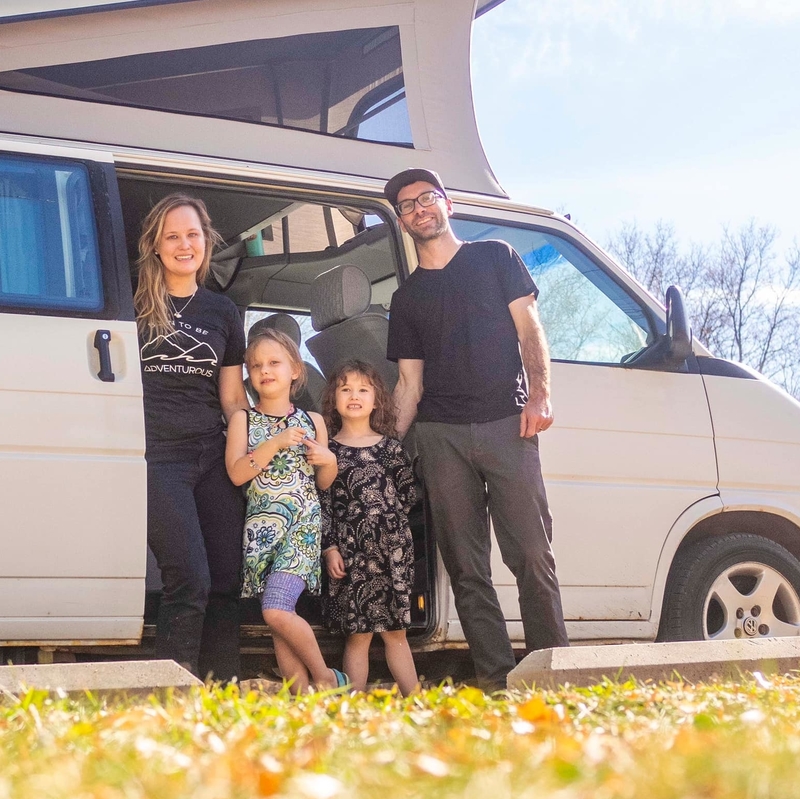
[{"x1": 135, "y1": 193, "x2": 248, "y2": 682}]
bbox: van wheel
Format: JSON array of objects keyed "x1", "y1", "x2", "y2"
[{"x1": 658, "y1": 534, "x2": 800, "y2": 642}]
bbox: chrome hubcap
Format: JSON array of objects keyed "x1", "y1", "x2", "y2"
[{"x1": 703, "y1": 562, "x2": 800, "y2": 640}]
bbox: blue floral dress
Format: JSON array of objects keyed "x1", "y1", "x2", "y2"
[{"x1": 241, "y1": 407, "x2": 322, "y2": 598}]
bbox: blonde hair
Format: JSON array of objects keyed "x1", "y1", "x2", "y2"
[
  {"x1": 134, "y1": 194, "x2": 223, "y2": 337},
  {"x1": 245, "y1": 329, "x2": 308, "y2": 399},
  {"x1": 321, "y1": 360, "x2": 396, "y2": 437}
]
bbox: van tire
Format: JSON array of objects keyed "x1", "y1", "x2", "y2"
[{"x1": 658, "y1": 533, "x2": 800, "y2": 642}]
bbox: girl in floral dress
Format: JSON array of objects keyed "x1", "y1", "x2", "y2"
[
  {"x1": 225, "y1": 328, "x2": 347, "y2": 692},
  {"x1": 320, "y1": 360, "x2": 419, "y2": 695}
]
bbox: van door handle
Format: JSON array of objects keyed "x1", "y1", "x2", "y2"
[{"x1": 93, "y1": 329, "x2": 116, "y2": 383}]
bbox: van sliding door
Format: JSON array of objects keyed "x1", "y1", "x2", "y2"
[{"x1": 0, "y1": 143, "x2": 146, "y2": 646}]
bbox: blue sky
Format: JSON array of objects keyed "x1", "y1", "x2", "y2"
[{"x1": 471, "y1": 0, "x2": 800, "y2": 255}]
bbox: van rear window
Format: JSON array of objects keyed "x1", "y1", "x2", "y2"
[
  {"x1": 0, "y1": 27, "x2": 412, "y2": 147},
  {"x1": 0, "y1": 156, "x2": 102, "y2": 312}
]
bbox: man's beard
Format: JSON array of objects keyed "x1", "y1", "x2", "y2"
[{"x1": 405, "y1": 214, "x2": 449, "y2": 243}]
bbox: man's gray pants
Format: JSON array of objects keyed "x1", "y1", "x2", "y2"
[{"x1": 416, "y1": 414, "x2": 569, "y2": 686}]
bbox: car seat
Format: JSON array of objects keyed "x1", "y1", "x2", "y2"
[
  {"x1": 246, "y1": 313, "x2": 326, "y2": 413},
  {"x1": 306, "y1": 264, "x2": 399, "y2": 391}
]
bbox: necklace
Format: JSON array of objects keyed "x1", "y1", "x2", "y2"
[
  {"x1": 256, "y1": 403, "x2": 294, "y2": 428},
  {"x1": 168, "y1": 289, "x2": 197, "y2": 319}
]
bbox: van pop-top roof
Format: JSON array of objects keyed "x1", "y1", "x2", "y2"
[{"x1": 0, "y1": 0, "x2": 507, "y2": 197}]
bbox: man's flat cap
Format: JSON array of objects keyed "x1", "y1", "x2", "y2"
[{"x1": 384, "y1": 168, "x2": 447, "y2": 210}]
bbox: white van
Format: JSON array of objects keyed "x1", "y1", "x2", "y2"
[{"x1": 2, "y1": 0, "x2": 800, "y2": 665}]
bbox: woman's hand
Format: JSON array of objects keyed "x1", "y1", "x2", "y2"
[{"x1": 324, "y1": 548, "x2": 346, "y2": 580}]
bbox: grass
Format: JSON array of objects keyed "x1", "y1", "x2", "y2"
[{"x1": 2, "y1": 672, "x2": 800, "y2": 797}]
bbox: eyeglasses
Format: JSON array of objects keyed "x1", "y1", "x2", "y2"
[{"x1": 395, "y1": 190, "x2": 444, "y2": 216}]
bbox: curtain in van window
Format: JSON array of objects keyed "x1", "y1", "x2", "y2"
[
  {"x1": 0, "y1": 173, "x2": 41, "y2": 296},
  {"x1": 0, "y1": 157, "x2": 102, "y2": 312}
]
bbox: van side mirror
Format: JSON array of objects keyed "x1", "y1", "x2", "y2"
[
  {"x1": 622, "y1": 284, "x2": 692, "y2": 370},
  {"x1": 663, "y1": 284, "x2": 692, "y2": 366}
]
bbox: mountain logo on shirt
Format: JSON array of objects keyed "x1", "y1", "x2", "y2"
[{"x1": 141, "y1": 329, "x2": 219, "y2": 365}]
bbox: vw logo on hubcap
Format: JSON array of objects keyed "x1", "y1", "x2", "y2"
[{"x1": 743, "y1": 616, "x2": 759, "y2": 636}]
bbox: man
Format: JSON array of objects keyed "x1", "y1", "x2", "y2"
[{"x1": 385, "y1": 168, "x2": 569, "y2": 689}]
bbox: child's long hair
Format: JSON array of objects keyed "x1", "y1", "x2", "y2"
[
  {"x1": 245, "y1": 329, "x2": 308, "y2": 399},
  {"x1": 321, "y1": 360, "x2": 396, "y2": 438},
  {"x1": 134, "y1": 193, "x2": 223, "y2": 337}
]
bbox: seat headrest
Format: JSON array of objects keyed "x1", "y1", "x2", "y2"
[
  {"x1": 247, "y1": 313, "x2": 301, "y2": 347},
  {"x1": 311, "y1": 264, "x2": 371, "y2": 332}
]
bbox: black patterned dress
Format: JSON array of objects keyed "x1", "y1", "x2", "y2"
[{"x1": 321, "y1": 437, "x2": 418, "y2": 635}]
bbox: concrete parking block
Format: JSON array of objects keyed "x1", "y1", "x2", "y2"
[
  {"x1": 507, "y1": 638, "x2": 800, "y2": 690},
  {"x1": 0, "y1": 660, "x2": 202, "y2": 694}
]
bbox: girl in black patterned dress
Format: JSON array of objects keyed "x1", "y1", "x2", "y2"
[{"x1": 320, "y1": 360, "x2": 419, "y2": 695}]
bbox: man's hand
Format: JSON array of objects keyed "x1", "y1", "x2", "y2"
[
  {"x1": 394, "y1": 359, "x2": 424, "y2": 440},
  {"x1": 509, "y1": 294, "x2": 553, "y2": 439},
  {"x1": 520, "y1": 395, "x2": 554, "y2": 438}
]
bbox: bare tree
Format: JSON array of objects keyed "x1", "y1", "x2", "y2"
[
  {"x1": 607, "y1": 221, "x2": 721, "y2": 348},
  {"x1": 607, "y1": 219, "x2": 800, "y2": 398}
]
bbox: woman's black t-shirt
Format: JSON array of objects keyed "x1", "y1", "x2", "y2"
[
  {"x1": 138, "y1": 286, "x2": 246, "y2": 460},
  {"x1": 387, "y1": 239, "x2": 537, "y2": 424}
]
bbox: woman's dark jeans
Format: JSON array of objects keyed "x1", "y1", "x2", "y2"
[{"x1": 147, "y1": 435, "x2": 245, "y2": 681}]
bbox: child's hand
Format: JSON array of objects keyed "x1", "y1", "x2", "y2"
[
  {"x1": 272, "y1": 427, "x2": 307, "y2": 450},
  {"x1": 303, "y1": 437, "x2": 337, "y2": 467},
  {"x1": 324, "y1": 548, "x2": 346, "y2": 579}
]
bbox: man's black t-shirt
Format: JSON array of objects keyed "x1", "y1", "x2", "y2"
[
  {"x1": 387, "y1": 239, "x2": 538, "y2": 424},
  {"x1": 139, "y1": 287, "x2": 246, "y2": 459}
]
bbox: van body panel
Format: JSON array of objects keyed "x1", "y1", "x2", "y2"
[
  {"x1": 5, "y1": 0, "x2": 505, "y2": 24},
  {"x1": 0, "y1": 1, "x2": 203, "y2": 24},
  {"x1": 0, "y1": 137, "x2": 113, "y2": 163},
  {"x1": 650, "y1": 495, "x2": 726, "y2": 616},
  {"x1": 563, "y1": 620, "x2": 658, "y2": 641},
  {"x1": 0, "y1": 147, "x2": 146, "y2": 644},
  {"x1": 0, "y1": 578, "x2": 143, "y2": 617},
  {"x1": 705, "y1": 375, "x2": 800, "y2": 493},
  {"x1": 448, "y1": 619, "x2": 659, "y2": 644},
  {"x1": 0, "y1": 317, "x2": 145, "y2": 579},
  {"x1": 714, "y1": 498, "x2": 800, "y2": 526},
  {"x1": 0, "y1": 316, "x2": 140, "y2": 404},
  {"x1": 1, "y1": 455, "x2": 145, "y2": 579},
  {"x1": 0, "y1": 90, "x2": 439, "y2": 192},
  {"x1": 492, "y1": 582, "x2": 653, "y2": 621},
  {"x1": 0, "y1": 619, "x2": 142, "y2": 643},
  {"x1": 499, "y1": 361, "x2": 717, "y2": 620}
]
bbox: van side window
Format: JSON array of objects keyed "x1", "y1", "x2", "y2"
[
  {"x1": 0, "y1": 156, "x2": 102, "y2": 312},
  {"x1": 451, "y1": 218, "x2": 651, "y2": 365},
  {"x1": 0, "y1": 27, "x2": 412, "y2": 146}
]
